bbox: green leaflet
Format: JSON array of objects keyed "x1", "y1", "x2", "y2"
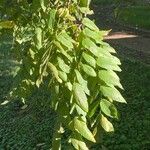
[
  {"x1": 73, "y1": 83, "x2": 89, "y2": 112},
  {"x1": 75, "y1": 104, "x2": 87, "y2": 117},
  {"x1": 74, "y1": 117, "x2": 96, "y2": 143},
  {"x1": 83, "y1": 28, "x2": 103, "y2": 43},
  {"x1": 47, "y1": 62, "x2": 62, "y2": 83},
  {"x1": 75, "y1": 69, "x2": 90, "y2": 95},
  {"x1": 88, "y1": 100, "x2": 99, "y2": 118},
  {"x1": 97, "y1": 56, "x2": 122, "y2": 72},
  {"x1": 53, "y1": 41, "x2": 73, "y2": 62},
  {"x1": 82, "y1": 38, "x2": 98, "y2": 56},
  {"x1": 70, "y1": 132, "x2": 89, "y2": 150},
  {"x1": 82, "y1": 18, "x2": 99, "y2": 31},
  {"x1": 100, "y1": 99, "x2": 118, "y2": 119},
  {"x1": 98, "y1": 70, "x2": 123, "y2": 89},
  {"x1": 100, "y1": 86, "x2": 126, "y2": 103},
  {"x1": 35, "y1": 27, "x2": 42, "y2": 50},
  {"x1": 97, "y1": 47, "x2": 112, "y2": 57},
  {"x1": 82, "y1": 52, "x2": 96, "y2": 68},
  {"x1": 65, "y1": 82, "x2": 72, "y2": 91},
  {"x1": 48, "y1": 9, "x2": 56, "y2": 29},
  {"x1": 57, "y1": 31, "x2": 74, "y2": 49},
  {"x1": 100, "y1": 114, "x2": 114, "y2": 132},
  {"x1": 57, "y1": 57, "x2": 70, "y2": 73},
  {"x1": 81, "y1": 64, "x2": 97, "y2": 77},
  {"x1": 58, "y1": 70, "x2": 67, "y2": 82},
  {"x1": 102, "y1": 45, "x2": 116, "y2": 53}
]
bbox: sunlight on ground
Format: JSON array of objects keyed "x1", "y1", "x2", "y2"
[{"x1": 105, "y1": 32, "x2": 138, "y2": 40}]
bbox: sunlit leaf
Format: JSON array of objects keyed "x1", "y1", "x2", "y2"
[
  {"x1": 81, "y1": 64, "x2": 97, "y2": 77},
  {"x1": 100, "y1": 114, "x2": 114, "y2": 132},
  {"x1": 73, "y1": 83, "x2": 88, "y2": 112},
  {"x1": 98, "y1": 70, "x2": 123, "y2": 89},
  {"x1": 82, "y1": 18, "x2": 99, "y2": 31},
  {"x1": 57, "y1": 57, "x2": 70, "y2": 73},
  {"x1": 82, "y1": 38, "x2": 98, "y2": 56},
  {"x1": 48, "y1": 62, "x2": 62, "y2": 83},
  {"x1": 97, "y1": 56, "x2": 122, "y2": 72},
  {"x1": 74, "y1": 117, "x2": 96, "y2": 142},
  {"x1": 82, "y1": 52, "x2": 96, "y2": 68},
  {"x1": 100, "y1": 86, "x2": 126, "y2": 103},
  {"x1": 70, "y1": 132, "x2": 89, "y2": 150},
  {"x1": 100, "y1": 99, "x2": 118, "y2": 118},
  {"x1": 75, "y1": 69, "x2": 90, "y2": 95}
]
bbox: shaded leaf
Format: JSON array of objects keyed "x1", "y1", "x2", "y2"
[{"x1": 88, "y1": 101, "x2": 99, "y2": 118}]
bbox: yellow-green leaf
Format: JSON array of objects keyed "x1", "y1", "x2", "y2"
[
  {"x1": 58, "y1": 70, "x2": 67, "y2": 82},
  {"x1": 74, "y1": 117, "x2": 96, "y2": 143},
  {"x1": 48, "y1": 62, "x2": 62, "y2": 83},
  {"x1": 98, "y1": 70, "x2": 123, "y2": 89},
  {"x1": 70, "y1": 132, "x2": 89, "y2": 150},
  {"x1": 100, "y1": 86, "x2": 126, "y2": 103},
  {"x1": 57, "y1": 57, "x2": 70, "y2": 73},
  {"x1": 73, "y1": 83, "x2": 88, "y2": 112},
  {"x1": 81, "y1": 64, "x2": 97, "y2": 77},
  {"x1": 100, "y1": 99, "x2": 118, "y2": 118},
  {"x1": 82, "y1": 52, "x2": 96, "y2": 68},
  {"x1": 97, "y1": 56, "x2": 122, "y2": 72},
  {"x1": 100, "y1": 114, "x2": 114, "y2": 132},
  {"x1": 82, "y1": 18, "x2": 99, "y2": 31}
]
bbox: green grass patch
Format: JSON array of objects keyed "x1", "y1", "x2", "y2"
[{"x1": 116, "y1": 6, "x2": 150, "y2": 30}]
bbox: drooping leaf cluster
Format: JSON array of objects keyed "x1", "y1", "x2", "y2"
[{"x1": 0, "y1": 0, "x2": 126, "y2": 149}]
